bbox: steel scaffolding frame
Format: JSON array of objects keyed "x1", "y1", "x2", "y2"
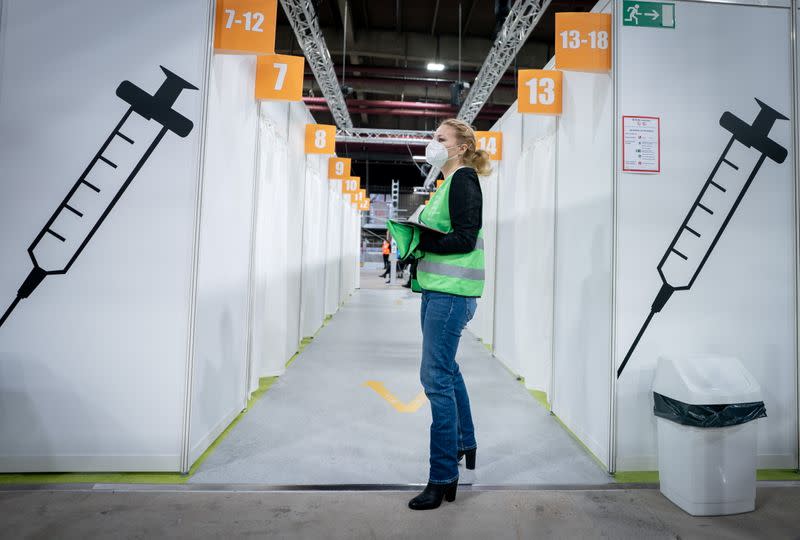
[
  {"x1": 423, "y1": 0, "x2": 552, "y2": 186},
  {"x1": 336, "y1": 127, "x2": 433, "y2": 145},
  {"x1": 279, "y1": 0, "x2": 353, "y2": 129}
]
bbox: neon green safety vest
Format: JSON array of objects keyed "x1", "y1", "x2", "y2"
[{"x1": 388, "y1": 169, "x2": 485, "y2": 297}]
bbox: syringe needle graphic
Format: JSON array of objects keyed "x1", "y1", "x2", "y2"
[
  {"x1": 617, "y1": 99, "x2": 788, "y2": 378},
  {"x1": 0, "y1": 66, "x2": 197, "y2": 328}
]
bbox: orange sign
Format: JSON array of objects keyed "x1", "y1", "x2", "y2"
[
  {"x1": 343, "y1": 177, "x2": 361, "y2": 194},
  {"x1": 358, "y1": 198, "x2": 371, "y2": 211},
  {"x1": 305, "y1": 124, "x2": 336, "y2": 154},
  {"x1": 255, "y1": 54, "x2": 305, "y2": 101},
  {"x1": 352, "y1": 189, "x2": 366, "y2": 203},
  {"x1": 328, "y1": 157, "x2": 352, "y2": 179},
  {"x1": 518, "y1": 70, "x2": 563, "y2": 115},
  {"x1": 214, "y1": 0, "x2": 278, "y2": 55},
  {"x1": 475, "y1": 131, "x2": 503, "y2": 160},
  {"x1": 555, "y1": 13, "x2": 611, "y2": 72}
]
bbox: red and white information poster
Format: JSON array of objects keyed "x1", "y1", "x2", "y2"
[{"x1": 623, "y1": 116, "x2": 661, "y2": 173}]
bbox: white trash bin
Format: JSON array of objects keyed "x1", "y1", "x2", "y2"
[{"x1": 652, "y1": 355, "x2": 766, "y2": 516}]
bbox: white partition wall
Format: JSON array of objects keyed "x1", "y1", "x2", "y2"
[
  {"x1": 477, "y1": 0, "x2": 798, "y2": 473},
  {"x1": 250, "y1": 102, "x2": 292, "y2": 379},
  {"x1": 0, "y1": 0, "x2": 214, "y2": 471},
  {"x1": 614, "y1": 0, "x2": 797, "y2": 470},
  {"x1": 325, "y1": 181, "x2": 345, "y2": 316},
  {"x1": 188, "y1": 53, "x2": 259, "y2": 464},
  {"x1": 550, "y1": 0, "x2": 615, "y2": 465},
  {"x1": 0, "y1": 1, "x2": 360, "y2": 472},
  {"x1": 467, "y1": 159, "x2": 499, "y2": 345},
  {"x1": 300, "y1": 155, "x2": 329, "y2": 339},
  {"x1": 491, "y1": 111, "x2": 524, "y2": 376}
]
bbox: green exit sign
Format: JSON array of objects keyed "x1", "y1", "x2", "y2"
[{"x1": 623, "y1": 1, "x2": 676, "y2": 28}]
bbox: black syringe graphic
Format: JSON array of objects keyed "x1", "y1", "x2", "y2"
[
  {"x1": 0, "y1": 66, "x2": 197, "y2": 328},
  {"x1": 617, "y1": 99, "x2": 789, "y2": 378}
]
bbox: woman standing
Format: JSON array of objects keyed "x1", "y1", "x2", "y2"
[{"x1": 408, "y1": 119, "x2": 490, "y2": 510}]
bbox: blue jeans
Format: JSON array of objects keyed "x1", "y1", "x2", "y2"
[{"x1": 420, "y1": 291, "x2": 478, "y2": 484}]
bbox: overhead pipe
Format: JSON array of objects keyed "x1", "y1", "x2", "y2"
[{"x1": 304, "y1": 66, "x2": 516, "y2": 86}]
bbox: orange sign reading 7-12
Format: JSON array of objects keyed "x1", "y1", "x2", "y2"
[{"x1": 215, "y1": 0, "x2": 278, "y2": 55}]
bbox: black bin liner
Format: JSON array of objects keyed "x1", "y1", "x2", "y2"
[{"x1": 653, "y1": 392, "x2": 767, "y2": 428}]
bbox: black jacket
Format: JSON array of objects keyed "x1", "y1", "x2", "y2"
[{"x1": 418, "y1": 167, "x2": 483, "y2": 255}]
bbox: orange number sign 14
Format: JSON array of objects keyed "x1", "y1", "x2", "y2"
[
  {"x1": 214, "y1": 0, "x2": 278, "y2": 55},
  {"x1": 474, "y1": 131, "x2": 503, "y2": 160}
]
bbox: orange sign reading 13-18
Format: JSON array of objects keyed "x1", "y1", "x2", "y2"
[{"x1": 555, "y1": 13, "x2": 611, "y2": 72}]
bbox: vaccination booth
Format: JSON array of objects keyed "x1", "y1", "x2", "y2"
[
  {"x1": 470, "y1": 0, "x2": 799, "y2": 473},
  {"x1": 0, "y1": 0, "x2": 359, "y2": 472}
]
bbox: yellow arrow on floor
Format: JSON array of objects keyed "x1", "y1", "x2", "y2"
[{"x1": 363, "y1": 381, "x2": 427, "y2": 413}]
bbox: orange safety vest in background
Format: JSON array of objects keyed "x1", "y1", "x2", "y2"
[{"x1": 382, "y1": 241, "x2": 390, "y2": 255}]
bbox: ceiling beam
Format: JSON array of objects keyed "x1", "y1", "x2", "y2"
[
  {"x1": 276, "y1": 27, "x2": 549, "y2": 69},
  {"x1": 431, "y1": 0, "x2": 441, "y2": 35},
  {"x1": 463, "y1": 0, "x2": 477, "y2": 34},
  {"x1": 278, "y1": 0, "x2": 352, "y2": 128}
]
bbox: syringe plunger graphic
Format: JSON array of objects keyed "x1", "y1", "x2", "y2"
[
  {"x1": 0, "y1": 67, "x2": 197, "y2": 328},
  {"x1": 617, "y1": 99, "x2": 788, "y2": 378}
]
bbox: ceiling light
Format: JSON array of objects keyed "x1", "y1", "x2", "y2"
[
  {"x1": 426, "y1": 62, "x2": 445, "y2": 72},
  {"x1": 412, "y1": 156, "x2": 427, "y2": 161}
]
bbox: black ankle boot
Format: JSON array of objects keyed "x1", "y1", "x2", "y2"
[
  {"x1": 457, "y1": 448, "x2": 477, "y2": 470},
  {"x1": 408, "y1": 480, "x2": 458, "y2": 510}
]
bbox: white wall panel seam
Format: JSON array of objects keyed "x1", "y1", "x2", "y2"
[
  {"x1": 609, "y1": 0, "x2": 620, "y2": 476},
  {"x1": 0, "y1": 1, "x2": 7, "y2": 104},
  {"x1": 180, "y1": 0, "x2": 216, "y2": 475},
  {"x1": 490, "y1": 117, "x2": 504, "y2": 351},
  {"x1": 792, "y1": 0, "x2": 800, "y2": 471},
  {"x1": 297, "y1": 156, "x2": 308, "y2": 339},
  {"x1": 549, "y1": 116, "x2": 560, "y2": 410},
  {"x1": 244, "y1": 102, "x2": 263, "y2": 400}
]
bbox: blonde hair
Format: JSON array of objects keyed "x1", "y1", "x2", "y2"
[{"x1": 440, "y1": 118, "x2": 492, "y2": 176}]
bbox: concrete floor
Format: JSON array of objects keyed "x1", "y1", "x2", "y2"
[
  {"x1": 190, "y1": 280, "x2": 609, "y2": 485},
  {"x1": 1, "y1": 485, "x2": 798, "y2": 539}
]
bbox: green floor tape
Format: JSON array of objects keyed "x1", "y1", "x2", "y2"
[
  {"x1": 528, "y1": 389, "x2": 550, "y2": 412},
  {"x1": 0, "y1": 376, "x2": 280, "y2": 486},
  {"x1": 612, "y1": 470, "x2": 800, "y2": 484}
]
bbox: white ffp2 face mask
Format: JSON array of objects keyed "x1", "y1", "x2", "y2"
[{"x1": 425, "y1": 140, "x2": 457, "y2": 169}]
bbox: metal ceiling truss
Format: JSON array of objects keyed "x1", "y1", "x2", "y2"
[
  {"x1": 336, "y1": 127, "x2": 433, "y2": 146},
  {"x1": 458, "y1": 0, "x2": 552, "y2": 124},
  {"x1": 279, "y1": 0, "x2": 353, "y2": 129},
  {"x1": 423, "y1": 0, "x2": 552, "y2": 186}
]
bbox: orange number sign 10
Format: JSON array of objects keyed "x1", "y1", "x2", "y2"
[
  {"x1": 517, "y1": 70, "x2": 563, "y2": 115},
  {"x1": 343, "y1": 177, "x2": 361, "y2": 194},
  {"x1": 214, "y1": 0, "x2": 278, "y2": 55},
  {"x1": 475, "y1": 131, "x2": 503, "y2": 160}
]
